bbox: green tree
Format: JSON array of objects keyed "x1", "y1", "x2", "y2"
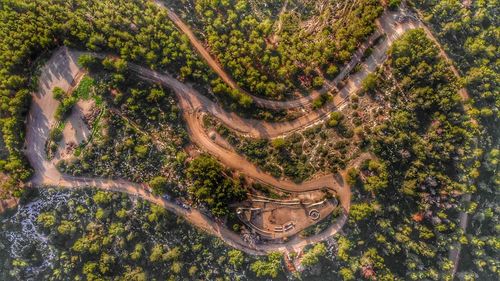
[
  {"x1": 78, "y1": 54, "x2": 98, "y2": 69},
  {"x1": 148, "y1": 176, "x2": 168, "y2": 196},
  {"x1": 37, "y1": 212, "x2": 56, "y2": 228},
  {"x1": 301, "y1": 243, "x2": 327, "y2": 267},
  {"x1": 346, "y1": 167, "x2": 359, "y2": 186},
  {"x1": 250, "y1": 252, "x2": 283, "y2": 278},
  {"x1": 328, "y1": 112, "x2": 344, "y2": 127},
  {"x1": 361, "y1": 73, "x2": 378, "y2": 93},
  {"x1": 228, "y1": 249, "x2": 244, "y2": 268},
  {"x1": 52, "y1": 87, "x2": 65, "y2": 101},
  {"x1": 187, "y1": 155, "x2": 246, "y2": 216}
]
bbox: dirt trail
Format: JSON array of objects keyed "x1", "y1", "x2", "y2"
[
  {"x1": 22, "y1": 6, "x2": 473, "y2": 258},
  {"x1": 159, "y1": 0, "x2": 473, "y2": 118},
  {"x1": 154, "y1": 3, "x2": 475, "y2": 267},
  {"x1": 154, "y1": 1, "x2": 416, "y2": 110},
  {"x1": 24, "y1": 47, "x2": 351, "y2": 256},
  {"x1": 139, "y1": 8, "x2": 434, "y2": 139},
  {"x1": 122, "y1": 59, "x2": 356, "y2": 212}
]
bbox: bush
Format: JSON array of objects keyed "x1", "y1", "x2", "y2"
[
  {"x1": 49, "y1": 126, "x2": 64, "y2": 142},
  {"x1": 326, "y1": 65, "x2": 339, "y2": 77},
  {"x1": 301, "y1": 243, "x2": 327, "y2": 267},
  {"x1": 55, "y1": 96, "x2": 77, "y2": 120},
  {"x1": 53, "y1": 87, "x2": 65, "y2": 101},
  {"x1": 328, "y1": 112, "x2": 344, "y2": 127},
  {"x1": 271, "y1": 138, "x2": 286, "y2": 149},
  {"x1": 388, "y1": 0, "x2": 401, "y2": 10},
  {"x1": 312, "y1": 93, "x2": 332, "y2": 109},
  {"x1": 361, "y1": 73, "x2": 378, "y2": 93},
  {"x1": 74, "y1": 76, "x2": 95, "y2": 99},
  {"x1": 313, "y1": 76, "x2": 324, "y2": 89},
  {"x1": 134, "y1": 145, "x2": 149, "y2": 158},
  {"x1": 346, "y1": 167, "x2": 359, "y2": 186},
  {"x1": 77, "y1": 54, "x2": 98, "y2": 70},
  {"x1": 250, "y1": 252, "x2": 283, "y2": 278},
  {"x1": 149, "y1": 176, "x2": 169, "y2": 196}
]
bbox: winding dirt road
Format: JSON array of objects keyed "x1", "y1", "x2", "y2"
[
  {"x1": 153, "y1": 2, "x2": 475, "y2": 270},
  {"x1": 24, "y1": 47, "x2": 352, "y2": 256},
  {"x1": 154, "y1": 0, "x2": 408, "y2": 110},
  {"x1": 155, "y1": 1, "x2": 465, "y2": 112},
  {"x1": 22, "y1": 4, "x2": 473, "y2": 261},
  {"x1": 136, "y1": 8, "x2": 438, "y2": 139}
]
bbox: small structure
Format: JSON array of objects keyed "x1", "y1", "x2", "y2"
[
  {"x1": 309, "y1": 209, "x2": 320, "y2": 220},
  {"x1": 284, "y1": 221, "x2": 295, "y2": 232}
]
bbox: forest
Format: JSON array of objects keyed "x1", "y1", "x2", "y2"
[
  {"x1": 0, "y1": 188, "x2": 282, "y2": 280},
  {"x1": 297, "y1": 25, "x2": 493, "y2": 280},
  {"x1": 0, "y1": 0, "x2": 497, "y2": 280},
  {"x1": 165, "y1": 0, "x2": 383, "y2": 99},
  {"x1": 0, "y1": 0, "x2": 209, "y2": 197},
  {"x1": 411, "y1": 0, "x2": 499, "y2": 279}
]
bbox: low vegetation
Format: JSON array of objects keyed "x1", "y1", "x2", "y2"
[{"x1": 204, "y1": 85, "x2": 388, "y2": 182}]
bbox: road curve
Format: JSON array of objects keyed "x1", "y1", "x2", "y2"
[
  {"x1": 131, "y1": 9, "x2": 433, "y2": 139},
  {"x1": 24, "y1": 47, "x2": 351, "y2": 256},
  {"x1": 153, "y1": 0, "x2": 415, "y2": 110},
  {"x1": 153, "y1": 0, "x2": 322, "y2": 109},
  {"x1": 21, "y1": 5, "x2": 472, "y2": 259}
]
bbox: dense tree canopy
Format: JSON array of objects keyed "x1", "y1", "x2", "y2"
[
  {"x1": 0, "y1": 0, "x2": 209, "y2": 197},
  {"x1": 187, "y1": 154, "x2": 246, "y2": 216},
  {"x1": 412, "y1": 1, "x2": 499, "y2": 279},
  {"x1": 310, "y1": 28, "x2": 481, "y2": 280},
  {"x1": 170, "y1": 0, "x2": 383, "y2": 99}
]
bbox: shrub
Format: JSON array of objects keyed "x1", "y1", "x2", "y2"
[
  {"x1": 361, "y1": 73, "x2": 378, "y2": 93},
  {"x1": 346, "y1": 167, "x2": 359, "y2": 186},
  {"x1": 250, "y1": 252, "x2": 283, "y2": 278},
  {"x1": 326, "y1": 65, "x2": 339, "y2": 77},
  {"x1": 313, "y1": 76, "x2": 325, "y2": 89},
  {"x1": 301, "y1": 243, "x2": 327, "y2": 267},
  {"x1": 77, "y1": 54, "x2": 98, "y2": 70},
  {"x1": 388, "y1": 0, "x2": 401, "y2": 10},
  {"x1": 148, "y1": 176, "x2": 169, "y2": 196},
  {"x1": 328, "y1": 112, "x2": 344, "y2": 127},
  {"x1": 271, "y1": 138, "x2": 286, "y2": 149},
  {"x1": 52, "y1": 87, "x2": 65, "y2": 101}
]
